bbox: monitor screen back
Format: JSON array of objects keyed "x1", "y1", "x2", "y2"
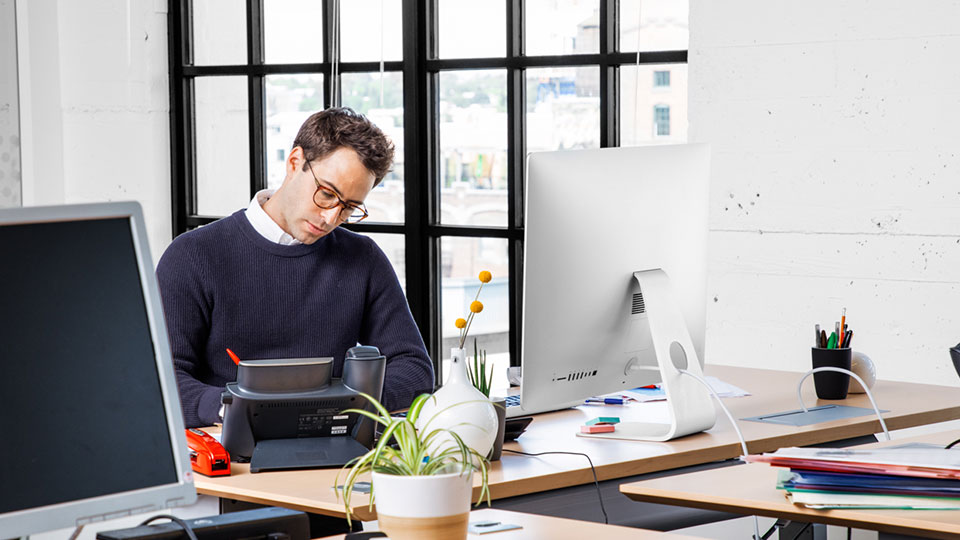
[
  {"x1": 521, "y1": 144, "x2": 710, "y2": 410},
  {"x1": 0, "y1": 217, "x2": 178, "y2": 514}
]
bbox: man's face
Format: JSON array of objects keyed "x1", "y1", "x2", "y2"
[{"x1": 271, "y1": 146, "x2": 376, "y2": 245}]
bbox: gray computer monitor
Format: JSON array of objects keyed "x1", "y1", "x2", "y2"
[
  {"x1": 519, "y1": 144, "x2": 711, "y2": 416},
  {"x1": 0, "y1": 202, "x2": 196, "y2": 538}
]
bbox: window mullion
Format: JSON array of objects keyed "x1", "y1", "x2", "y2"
[
  {"x1": 246, "y1": 0, "x2": 266, "y2": 196},
  {"x1": 322, "y1": 0, "x2": 335, "y2": 108},
  {"x1": 506, "y1": 0, "x2": 524, "y2": 367},
  {"x1": 403, "y1": 0, "x2": 442, "y2": 384},
  {"x1": 600, "y1": 0, "x2": 618, "y2": 148}
]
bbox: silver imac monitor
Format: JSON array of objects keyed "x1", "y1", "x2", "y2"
[
  {"x1": 0, "y1": 202, "x2": 196, "y2": 538},
  {"x1": 516, "y1": 144, "x2": 711, "y2": 429}
]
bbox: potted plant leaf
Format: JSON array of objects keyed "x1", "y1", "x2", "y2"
[
  {"x1": 336, "y1": 392, "x2": 491, "y2": 540},
  {"x1": 467, "y1": 338, "x2": 507, "y2": 461}
]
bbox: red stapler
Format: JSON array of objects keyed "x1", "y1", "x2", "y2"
[{"x1": 185, "y1": 428, "x2": 231, "y2": 476}]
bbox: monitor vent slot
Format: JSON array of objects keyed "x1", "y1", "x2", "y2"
[
  {"x1": 561, "y1": 369, "x2": 598, "y2": 382},
  {"x1": 631, "y1": 292, "x2": 646, "y2": 315}
]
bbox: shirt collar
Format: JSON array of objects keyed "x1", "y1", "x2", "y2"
[{"x1": 244, "y1": 189, "x2": 302, "y2": 246}]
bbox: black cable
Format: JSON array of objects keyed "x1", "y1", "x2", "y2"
[
  {"x1": 502, "y1": 449, "x2": 608, "y2": 524},
  {"x1": 138, "y1": 514, "x2": 199, "y2": 540},
  {"x1": 945, "y1": 437, "x2": 960, "y2": 449},
  {"x1": 847, "y1": 527, "x2": 852, "y2": 540},
  {"x1": 787, "y1": 521, "x2": 811, "y2": 540},
  {"x1": 759, "y1": 521, "x2": 779, "y2": 540}
]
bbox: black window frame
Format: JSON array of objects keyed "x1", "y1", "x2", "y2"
[{"x1": 167, "y1": 0, "x2": 687, "y2": 386}]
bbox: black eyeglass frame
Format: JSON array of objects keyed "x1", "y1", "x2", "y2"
[{"x1": 306, "y1": 161, "x2": 370, "y2": 224}]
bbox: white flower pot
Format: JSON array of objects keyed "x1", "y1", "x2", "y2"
[
  {"x1": 372, "y1": 468, "x2": 473, "y2": 540},
  {"x1": 416, "y1": 347, "x2": 498, "y2": 459}
]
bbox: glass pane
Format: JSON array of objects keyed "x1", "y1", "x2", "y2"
[
  {"x1": 437, "y1": 1, "x2": 505, "y2": 59},
  {"x1": 342, "y1": 72, "x2": 405, "y2": 224},
  {"x1": 440, "y1": 237, "x2": 509, "y2": 390},
  {"x1": 360, "y1": 232, "x2": 406, "y2": 292},
  {"x1": 526, "y1": 0, "x2": 599, "y2": 56},
  {"x1": 264, "y1": 0, "x2": 324, "y2": 64},
  {"x1": 439, "y1": 70, "x2": 508, "y2": 227},
  {"x1": 195, "y1": 77, "x2": 250, "y2": 216},
  {"x1": 192, "y1": 0, "x2": 247, "y2": 66},
  {"x1": 620, "y1": 64, "x2": 687, "y2": 146},
  {"x1": 265, "y1": 74, "x2": 324, "y2": 189},
  {"x1": 619, "y1": 0, "x2": 689, "y2": 52},
  {"x1": 526, "y1": 66, "x2": 600, "y2": 152},
  {"x1": 341, "y1": 0, "x2": 402, "y2": 62}
]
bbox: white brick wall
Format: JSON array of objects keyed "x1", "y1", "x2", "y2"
[
  {"x1": 18, "y1": 0, "x2": 171, "y2": 263},
  {"x1": 0, "y1": 0, "x2": 20, "y2": 208},
  {"x1": 691, "y1": 0, "x2": 960, "y2": 385}
]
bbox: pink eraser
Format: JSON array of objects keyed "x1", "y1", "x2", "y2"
[{"x1": 580, "y1": 424, "x2": 616, "y2": 434}]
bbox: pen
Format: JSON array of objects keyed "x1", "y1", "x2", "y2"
[
  {"x1": 843, "y1": 330, "x2": 853, "y2": 348},
  {"x1": 826, "y1": 332, "x2": 838, "y2": 349},
  {"x1": 585, "y1": 397, "x2": 625, "y2": 405},
  {"x1": 226, "y1": 348, "x2": 241, "y2": 366},
  {"x1": 820, "y1": 329, "x2": 827, "y2": 348},
  {"x1": 839, "y1": 308, "x2": 846, "y2": 347},
  {"x1": 815, "y1": 324, "x2": 821, "y2": 347}
]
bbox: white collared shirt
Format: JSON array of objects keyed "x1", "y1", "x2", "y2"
[{"x1": 244, "y1": 189, "x2": 302, "y2": 246}]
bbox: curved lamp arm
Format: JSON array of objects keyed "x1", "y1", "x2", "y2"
[{"x1": 796, "y1": 367, "x2": 890, "y2": 441}]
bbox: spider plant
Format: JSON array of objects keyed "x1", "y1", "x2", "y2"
[
  {"x1": 334, "y1": 392, "x2": 491, "y2": 525},
  {"x1": 466, "y1": 338, "x2": 494, "y2": 398}
]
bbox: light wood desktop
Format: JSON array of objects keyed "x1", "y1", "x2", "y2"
[
  {"x1": 195, "y1": 365, "x2": 960, "y2": 521},
  {"x1": 620, "y1": 431, "x2": 960, "y2": 539},
  {"x1": 315, "y1": 509, "x2": 708, "y2": 539}
]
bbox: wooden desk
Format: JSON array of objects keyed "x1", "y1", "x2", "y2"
[
  {"x1": 196, "y1": 365, "x2": 960, "y2": 521},
  {"x1": 316, "y1": 509, "x2": 708, "y2": 539},
  {"x1": 620, "y1": 431, "x2": 960, "y2": 539}
]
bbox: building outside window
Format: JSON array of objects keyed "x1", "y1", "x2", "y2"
[
  {"x1": 653, "y1": 104, "x2": 670, "y2": 136},
  {"x1": 653, "y1": 69, "x2": 670, "y2": 88}
]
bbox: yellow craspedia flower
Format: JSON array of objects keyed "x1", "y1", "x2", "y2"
[
  {"x1": 478, "y1": 270, "x2": 492, "y2": 283},
  {"x1": 470, "y1": 301, "x2": 484, "y2": 313},
  {"x1": 455, "y1": 318, "x2": 467, "y2": 329}
]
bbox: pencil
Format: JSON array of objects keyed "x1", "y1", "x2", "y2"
[{"x1": 839, "y1": 308, "x2": 847, "y2": 347}]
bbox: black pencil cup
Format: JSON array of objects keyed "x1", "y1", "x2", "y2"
[{"x1": 811, "y1": 347, "x2": 852, "y2": 400}]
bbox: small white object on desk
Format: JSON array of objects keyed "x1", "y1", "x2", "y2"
[{"x1": 848, "y1": 351, "x2": 877, "y2": 393}]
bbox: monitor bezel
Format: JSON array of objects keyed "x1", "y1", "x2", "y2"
[{"x1": 0, "y1": 202, "x2": 196, "y2": 538}]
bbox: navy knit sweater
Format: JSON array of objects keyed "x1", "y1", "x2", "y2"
[{"x1": 156, "y1": 210, "x2": 434, "y2": 428}]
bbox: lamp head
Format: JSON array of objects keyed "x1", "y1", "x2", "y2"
[{"x1": 951, "y1": 344, "x2": 960, "y2": 379}]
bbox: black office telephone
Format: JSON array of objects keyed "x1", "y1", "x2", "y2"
[{"x1": 220, "y1": 345, "x2": 385, "y2": 472}]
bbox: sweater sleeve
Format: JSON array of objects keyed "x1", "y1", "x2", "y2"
[
  {"x1": 156, "y1": 237, "x2": 224, "y2": 428},
  {"x1": 358, "y1": 238, "x2": 435, "y2": 411}
]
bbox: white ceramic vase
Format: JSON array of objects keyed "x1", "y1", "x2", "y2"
[
  {"x1": 373, "y1": 468, "x2": 473, "y2": 540},
  {"x1": 416, "y1": 347, "x2": 498, "y2": 460}
]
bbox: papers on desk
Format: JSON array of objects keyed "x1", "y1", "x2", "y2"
[
  {"x1": 594, "y1": 376, "x2": 750, "y2": 403},
  {"x1": 749, "y1": 446, "x2": 960, "y2": 510}
]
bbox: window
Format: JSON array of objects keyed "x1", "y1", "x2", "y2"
[
  {"x1": 654, "y1": 105, "x2": 670, "y2": 136},
  {"x1": 168, "y1": 0, "x2": 688, "y2": 383},
  {"x1": 654, "y1": 70, "x2": 670, "y2": 88}
]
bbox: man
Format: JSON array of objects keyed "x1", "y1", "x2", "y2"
[{"x1": 157, "y1": 107, "x2": 434, "y2": 428}]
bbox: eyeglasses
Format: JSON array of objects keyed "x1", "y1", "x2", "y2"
[{"x1": 306, "y1": 162, "x2": 369, "y2": 224}]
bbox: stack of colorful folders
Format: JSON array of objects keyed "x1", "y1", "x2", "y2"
[{"x1": 745, "y1": 447, "x2": 960, "y2": 510}]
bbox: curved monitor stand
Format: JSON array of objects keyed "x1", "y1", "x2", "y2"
[{"x1": 581, "y1": 269, "x2": 717, "y2": 442}]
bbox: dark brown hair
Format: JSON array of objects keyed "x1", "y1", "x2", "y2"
[{"x1": 292, "y1": 107, "x2": 395, "y2": 186}]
